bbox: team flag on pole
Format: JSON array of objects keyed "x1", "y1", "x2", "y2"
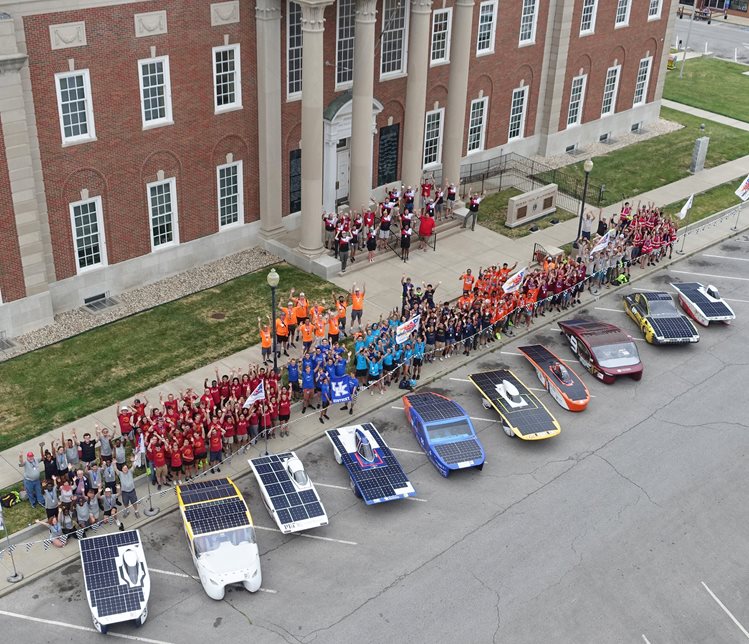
[
  {"x1": 396, "y1": 314, "x2": 421, "y2": 344},
  {"x1": 502, "y1": 267, "x2": 527, "y2": 294},
  {"x1": 590, "y1": 230, "x2": 613, "y2": 256},
  {"x1": 678, "y1": 193, "x2": 694, "y2": 220},
  {"x1": 243, "y1": 380, "x2": 266, "y2": 408},
  {"x1": 735, "y1": 174, "x2": 749, "y2": 202}
]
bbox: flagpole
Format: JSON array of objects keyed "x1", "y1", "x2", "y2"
[
  {"x1": 732, "y1": 201, "x2": 744, "y2": 231},
  {"x1": 263, "y1": 388, "x2": 270, "y2": 457},
  {"x1": 676, "y1": 208, "x2": 689, "y2": 255},
  {"x1": 0, "y1": 506, "x2": 23, "y2": 583}
]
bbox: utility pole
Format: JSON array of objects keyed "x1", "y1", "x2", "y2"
[{"x1": 679, "y1": 8, "x2": 695, "y2": 80}]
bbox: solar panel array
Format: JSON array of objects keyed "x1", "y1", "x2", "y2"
[
  {"x1": 178, "y1": 479, "x2": 236, "y2": 505},
  {"x1": 80, "y1": 531, "x2": 145, "y2": 618},
  {"x1": 328, "y1": 424, "x2": 413, "y2": 503},
  {"x1": 647, "y1": 316, "x2": 698, "y2": 342},
  {"x1": 641, "y1": 292, "x2": 672, "y2": 302},
  {"x1": 673, "y1": 282, "x2": 733, "y2": 318},
  {"x1": 469, "y1": 370, "x2": 558, "y2": 438},
  {"x1": 184, "y1": 497, "x2": 249, "y2": 535},
  {"x1": 251, "y1": 453, "x2": 325, "y2": 525},
  {"x1": 406, "y1": 393, "x2": 463, "y2": 422},
  {"x1": 518, "y1": 345, "x2": 589, "y2": 401},
  {"x1": 434, "y1": 440, "x2": 484, "y2": 465}
]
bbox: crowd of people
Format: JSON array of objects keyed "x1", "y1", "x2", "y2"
[
  {"x1": 322, "y1": 176, "x2": 486, "y2": 270},
  {"x1": 22, "y1": 199, "x2": 677, "y2": 548}
]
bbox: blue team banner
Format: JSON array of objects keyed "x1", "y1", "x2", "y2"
[{"x1": 330, "y1": 375, "x2": 355, "y2": 403}]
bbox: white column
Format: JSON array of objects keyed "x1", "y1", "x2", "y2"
[
  {"x1": 298, "y1": 0, "x2": 333, "y2": 256},
  {"x1": 255, "y1": 0, "x2": 284, "y2": 236},
  {"x1": 0, "y1": 16, "x2": 50, "y2": 297},
  {"x1": 441, "y1": 0, "x2": 474, "y2": 188},
  {"x1": 322, "y1": 130, "x2": 338, "y2": 213},
  {"x1": 401, "y1": 0, "x2": 433, "y2": 189},
  {"x1": 349, "y1": 0, "x2": 377, "y2": 211}
]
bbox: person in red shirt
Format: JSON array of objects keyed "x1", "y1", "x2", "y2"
[
  {"x1": 420, "y1": 176, "x2": 433, "y2": 215},
  {"x1": 208, "y1": 425, "x2": 224, "y2": 473},
  {"x1": 192, "y1": 432, "x2": 207, "y2": 472},
  {"x1": 115, "y1": 404, "x2": 134, "y2": 442},
  {"x1": 417, "y1": 212, "x2": 435, "y2": 252},
  {"x1": 181, "y1": 439, "x2": 195, "y2": 481},
  {"x1": 204, "y1": 377, "x2": 221, "y2": 408},
  {"x1": 278, "y1": 390, "x2": 291, "y2": 437},
  {"x1": 169, "y1": 440, "x2": 183, "y2": 485},
  {"x1": 221, "y1": 412, "x2": 236, "y2": 455},
  {"x1": 150, "y1": 437, "x2": 169, "y2": 490}
]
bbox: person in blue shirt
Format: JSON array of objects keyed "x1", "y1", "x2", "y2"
[
  {"x1": 382, "y1": 346, "x2": 395, "y2": 386},
  {"x1": 354, "y1": 344, "x2": 369, "y2": 386},
  {"x1": 412, "y1": 335, "x2": 426, "y2": 380},
  {"x1": 392, "y1": 344, "x2": 404, "y2": 381},
  {"x1": 342, "y1": 374, "x2": 359, "y2": 415},
  {"x1": 334, "y1": 352, "x2": 348, "y2": 378},
  {"x1": 319, "y1": 377, "x2": 332, "y2": 424},
  {"x1": 286, "y1": 358, "x2": 301, "y2": 401},
  {"x1": 402, "y1": 342, "x2": 414, "y2": 381},
  {"x1": 366, "y1": 351, "x2": 384, "y2": 394},
  {"x1": 301, "y1": 364, "x2": 316, "y2": 413},
  {"x1": 301, "y1": 351, "x2": 314, "y2": 372}
]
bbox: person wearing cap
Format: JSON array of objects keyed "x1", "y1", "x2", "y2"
[{"x1": 19, "y1": 450, "x2": 43, "y2": 507}]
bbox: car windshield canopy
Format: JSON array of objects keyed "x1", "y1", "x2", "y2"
[
  {"x1": 592, "y1": 342, "x2": 639, "y2": 368},
  {"x1": 647, "y1": 300, "x2": 676, "y2": 316},
  {"x1": 193, "y1": 526, "x2": 256, "y2": 557},
  {"x1": 426, "y1": 419, "x2": 473, "y2": 441}
]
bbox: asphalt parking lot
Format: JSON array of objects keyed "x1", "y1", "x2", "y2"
[{"x1": 4, "y1": 237, "x2": 749, "y2": 644}]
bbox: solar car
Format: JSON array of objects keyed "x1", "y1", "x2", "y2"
[
  {"x1": 402, "y1": 392, "x2": 485, "y2": 477},
  {"x1": 671, "y1": 282, "x2": 735, "y2": 327},
  {"x1": 558, "y1": 319, "x2": 643, "y2": 384},
  {"x1": 469, "y1": 369, "x2": 561, "y2": 440},
  {"x1": 176, "y1": 478, "x2": 261, "y2": 600},
  {"x1": 518, "y1": 344, "x2": 590, "y2": 412},
  {"x1": 249, "y1": 452, "x2": 328, "y2": 534},
  {"x1": 623, "y1": 291, "x2": 699, "y2": 345},
  {"x1": 79, "y1": 530, "x2": 151, "y2": 635},
  {"x1": 325, "y1": 423, "x2": 416, "y2": 504}
]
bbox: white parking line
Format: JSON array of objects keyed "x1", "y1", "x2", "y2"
[
  {"x1": 0, "y1": 609, "x2": 173, "y2": 644},
  {"x1": 701, "y1": 581, "x2": 749, "y2": 639},
  {"x1": 703, "y1": 254, "x2": 749, "y2": 262},
  {"x1": 391, "y1": 405, "x2": 404, "y2": 410},
  {"x1": 642, "y1": 635, "x2": 653, "y2": 644},
  {"x1": 253, "y1": 524, "x2": 358, "y2": 546},
  {"x1": 390, "y1": 447, "x2": 426, "y2": 455},
  {"x1": 449, "y1": 377, "x2": 471, "y2": 382},
  {"x1": 149, "y1": 567, "x2": 278, "y2": 593},
  {"x1": 468, "y1": 416, "x2": 500, "y2": 423},
  {"x1": 595, "y1": 307, "x2": 625, "y2": 313},
  {"x1": 315, "y1": 480, "x2": 427, "y2": 503},
  {"x1": 671, "y1": 270, "x2": 749, "y2": 282},
  {"x1": 725, "y1": 297, "x2": 749, "y2": 304},
  {"x1": 500, "y1": 351, "x2": 523, "y2": 356}
]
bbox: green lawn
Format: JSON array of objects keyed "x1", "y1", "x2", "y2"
[
  {"x1": 662, "y1": 176, "x2": 746, "y2": 226},
  {"x1": 664, "y1": 57, "x2": 749, "y2": 123},
  {"x1": 555, "y1": 107, "x2": 749, "y2": 206},
  {"x1": 479, "y1": 188, "x2": 576, "y2": 238},
  {"x1": 0, "y1": 263, "x2": 343, "y2": 452}
]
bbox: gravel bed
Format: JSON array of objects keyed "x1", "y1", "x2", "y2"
[{"x1": 1, "y1": 247, "x2": 280, "y2": 362}]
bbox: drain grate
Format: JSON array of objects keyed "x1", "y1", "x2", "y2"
[
  {"x1": 83, "y1": 292, "x2": 119, "y2": 314},
  {"x1": 0, "y1": 331, "x2": 14, "y2": 351}
]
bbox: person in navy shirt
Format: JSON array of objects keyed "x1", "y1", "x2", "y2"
[
  {"x1": 286, "y1": 358, "x2": 301, "y2": 401},
  {"x1": 319, "y1": 377, "x2": 332, "y2": 424},
  {"x1": 301, "y1": 365, "x2": 316, "y2": 413}
]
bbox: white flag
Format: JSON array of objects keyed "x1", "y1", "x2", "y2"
[
  {"x1": 736, "y1": 174, "x2": 749, "y2": 203},
  {"x1": 677, "y1": 193, "x2": 694, "y2": 220},
  {"x1": 590, "y1": 230, "x2": 613, "y2": 256},
  {"x1": 502, "y1": 267, "x2": 527, "y2": 294},
  {"x1": 243, "y1": 380, "x2": 266, "y2": 408},
  {"x1": 396, "y1": 314, "x2": 421, "y2": 344}
]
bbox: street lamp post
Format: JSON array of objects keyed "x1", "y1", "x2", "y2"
[
  {"x1": 266, "y1": 268, "x2": 280, "y2": 456},
  {"x1": 573, "y1": 158, "x2": 594, "y2": 249},
  {"x1": 679, "y1": 8, "x2": 695, "y2": 80}
]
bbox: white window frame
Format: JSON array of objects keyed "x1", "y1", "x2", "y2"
[
  {"x1": 69, "y1": 195, "x2": 107, "y2": 274},
  {"x1": 213, "y1": 44, "x2": 242, "y2": 113},
  {"x1": 614, "y1": 0, "x2": 631, "y2": 27},
  {"x1": 137, "y1": 55, "x2": 173, "y2": 129},
  {"x1": 519, "y1": 0, "x2": 538, "y2": 46},
  {"x1": 335, "y1": 0, "x2": 356, "y2": 89},
  {"x1": 476, "y1": 0, "x2": 498, "y2": 56},
  {"x1": 579, "y1": 0, "x2": 598, "y2": 36},
  {"x1": 467, "y1": 97, "x2": 488, "y2": 154},
  {"x1": 423, "y1": 107, "x2": 445, "y2": 169},
  {"x1": 147, "y1": 177, "x2": 179, "y2": 251},
  {"x1": 430, "y1": 8, "x2": 452, "y2": 66},
  {"x1": 600, "y1": 64, "x2": 621, "y2": 117},
  {"x1": 380, "y1": 0, "x2": 409, "y2": 80},
  {"x1": 633, "y1": 56, "x2": 653, "y2": 107},
  {"x1": 287, "y1": 0, "x2": 303, "y2": 100},
  {"x1": 566, "y1": 74, "x2": 587, "y2": 128},
  {"x1": 647, "y1": 0, "x2": 663, "y2": 20},
  {"x1": 508, "y1": 86, "x2": 528, "y2": 141},
  {"x1": 54, "y1": 69, "x2": 96, "y2": 146},
  {"x1": 217, "y1": 160, "x2": 244, "y2": 229}
]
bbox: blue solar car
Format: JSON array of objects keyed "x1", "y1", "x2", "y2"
[{"x1": 403, "y1": 392, "x2": 485, "y2": 477}]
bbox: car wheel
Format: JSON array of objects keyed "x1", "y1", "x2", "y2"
[
  {"x1": 350, "y1": 476, "x2": 361, "y2": 498},
  {"x1": 135, "y1": 606, "x2": 148, "y2": 627},
  {"x1": 502, "y1": 423, "x2": 514, "y2": 438},
  {"x1": 333, "y1": 448, "x2": 342, "y2": 465},
  {"x1": 93, "y1": 617, "x2": 108, "y2": 635},
  {"x1": 631, "y1": 372, "x2": 643, "y2": 381}
]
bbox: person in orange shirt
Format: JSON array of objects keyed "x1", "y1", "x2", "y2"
[
  {"x1": 328, "y1": 310, "x2": 340, "y2": 344},
  {"x1": 334, "y1": 293, "x2": 348, "y2": 338},
  {"x1": 457, "y1": 293, "x2": 473, "y2": 310},
  {"x1": 498, "y1": 261, "x2": 517, "y2": 284},
  {"x1": 314, "y1": 314, "x2": 326, "y2": 342},
  {"x1": 350, "y1": 282, "x2": 366, "y2": 330},
  {"x1": 258, "y1": 316, "x2": 272, "y2": 366},
  {"x1": 275, "y1": 312, "x2": 290, "y2": 357},
  {"x1": 281, "y1": 300, "x2": 298, "y2": 348},
  {"x1": 292, "y1": 290, "x2": 309, "y2": 328},
  {"x1": 300, "y1": 319, "x2": 314, "y2": 353},
  {"x1": 459, "y1": 269, "x2": 475, "y2": 294}
]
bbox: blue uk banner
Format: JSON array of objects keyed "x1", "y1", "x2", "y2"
[{"x1": 330, "y1": 376, "x2": 355, "y2": 403}]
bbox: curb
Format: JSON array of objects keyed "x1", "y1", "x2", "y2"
[{"x1": 1, "y1": 218, "x2": 746, "y2": 598}]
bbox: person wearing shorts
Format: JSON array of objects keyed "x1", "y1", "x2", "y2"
[
  {"x1": 278, "y1": 391, "x2": 291, "y2": 437},
  {"x1": 446, "y1": 181, "x2": 457, "y2": 215},
  {"x1": 208, "y1": 426, "x2": 224, "y2": 473},
  {"x1": 169, "y1": 440, "x2": 184, "y2": 485},
  {"x1": 350, "y1": 283, "x2": 365, "y2": 330}
]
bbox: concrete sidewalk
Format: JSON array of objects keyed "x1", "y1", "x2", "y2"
[{"x1": 662, "y1": 99, "x2": 749, "y2": 133}]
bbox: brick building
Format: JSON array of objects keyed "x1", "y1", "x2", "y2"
[{"x1": 0, "y1": 0, "x2": 675, "y2": 337}]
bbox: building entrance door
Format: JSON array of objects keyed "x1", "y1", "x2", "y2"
[{"x1": 336, "y1": 138, "x2": 350, "y2": 205}]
